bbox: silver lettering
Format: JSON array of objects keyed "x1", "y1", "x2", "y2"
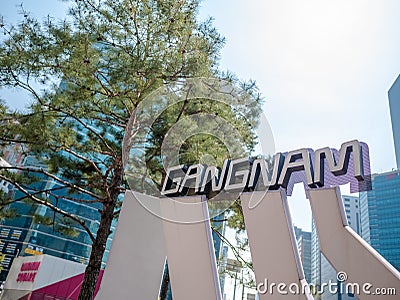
[
  {"x1": 278, "y1": 149, "x2": 314, "y2": 188},
  {"x1": 179, "y1": 164, "x2": 204, "y2": 194},
  {"x1": 199, "y1": 160, "x2": 230, "y2": 193},
  {"x1": 225, "y1": 158, "x2": 250, "y2": 191},
  {"x1": 314, "y1": 140, "x2": 364, "y2": 186},
  {"x1": 161, "y1": 165, "x2": 185, "y2": 195}
]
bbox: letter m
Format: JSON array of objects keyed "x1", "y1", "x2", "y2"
[{"x1": 314, "y1": 140, "x2": 364, "y2": 187}]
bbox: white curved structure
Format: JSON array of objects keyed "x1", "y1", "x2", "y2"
[{"x1": 309, "y1": 187, "x2": 400, "y2": 299}]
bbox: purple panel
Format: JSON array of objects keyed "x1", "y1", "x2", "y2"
[{"x1": 285, "y1": 142, "x2": 371, "y2": 198}]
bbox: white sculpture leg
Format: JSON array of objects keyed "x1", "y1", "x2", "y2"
[
  {"x1": 160, "y1": 195, "x2": 222, "y2": 300},
  {"x1": 241, "y1": 190, "x2": 313, "y2": 300},
  {"x1": 96, "y1": 191, "x2": 167, "y2": 300},
  {"x1": 309, "y1": 187, "x2": 400, "y2": 299}
]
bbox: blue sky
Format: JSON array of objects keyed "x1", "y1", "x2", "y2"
[
  {"x1": 197, "y1": 0, "x2": 400, "y2": 230},
  {"x1": 2, "y1": 0, "x2": 400, "y2": 231}
]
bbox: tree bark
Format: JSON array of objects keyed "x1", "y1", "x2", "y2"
[
  {"x1": 78, "y1": 162, "x2": 123, "y2": 300},
  {"x1": 78, "y1": 202, "x2": 114, "y2": 300}
]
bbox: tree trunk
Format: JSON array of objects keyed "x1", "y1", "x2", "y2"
[
  {"x1": 78, "y1": 162, "x2": 123, "y2": 300},
  {"x1": 77, "y1": 201, "x2": 114, "y2": 300}
]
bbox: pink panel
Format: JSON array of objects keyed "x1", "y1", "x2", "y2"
[{"x1": 22, "y1": 270, "x2": 104, "y2": 300}]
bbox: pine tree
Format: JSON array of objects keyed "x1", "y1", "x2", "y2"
[{"x1": 0, "y1": 1, "x2": 262, "y2": 299}]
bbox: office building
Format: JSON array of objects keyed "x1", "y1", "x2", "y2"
[
  {"x1": 294, "y1": 226, "x2": 312, "y2": 283},
  {"x1": 310, "y1": 218, "x2": 321, "y2": 287},
  {"x1": 388, "y1": 74, "x2": 400, "y2": 169},
  {"x1": 0, "y1": 144, "x2": 115, "y2": 281},
  {"x1": 360, "y1": 170, "x2": 400, "y2": 271}
]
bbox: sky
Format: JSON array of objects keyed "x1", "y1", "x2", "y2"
[
  {"x1": 1, "y1": 0, "x2": 400, "y2": 232},
  {"x1": 197, "y1": 0, "x2": 400, "y2": 231}
]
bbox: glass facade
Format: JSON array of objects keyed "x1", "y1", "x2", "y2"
[
  {"x1": 294, "y1": 226, "x2": 312, "y2": 283},
  {"x1": 311, "y1": 218, "x2": 321, "y2": 287},
  {"x1": 0, "y1": 149, "x2": 115, "y2": 281},
  {"x1": 360, "y1": 170, "x2": 400, "y2": 271},
  {"x1": 388, "y1": 74, "x2": 400, "y2": 169}
]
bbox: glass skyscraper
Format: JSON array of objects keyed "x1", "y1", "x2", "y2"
[
  {"x1": 294, "y1": 226, "x2": 312, "y2": 283},
  {"x1": 311, "y1": 218, "x2": 321, "y2": 287},
  {"x1": 0, "y1": 145, "x2": 115, "y2": 281},
  {"x1": 388, "y1": 74, "x2": 400, "y2": 169},
  {"x1": 360, "y1": 170, "x2": 400, "y2": 271}
]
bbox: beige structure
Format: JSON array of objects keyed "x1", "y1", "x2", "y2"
[
  {"x1": 309, "y1": 187, "x2": 400, "y2": 299},
  {"x1": 98, "y1": 188, "x2": 400, "y2": 299},
  {"x1": 160, "y1": 195, "x2": 222, "y2": 300},
  {"x1": 96, "y1": 192, "x2": 221, "y2": 300},
  {"x1": 241, "y1": 191, "x2": 313, "y2": 300},
  {"x1": 96, "y1": 192, "x2": 167, "y2": 300}
]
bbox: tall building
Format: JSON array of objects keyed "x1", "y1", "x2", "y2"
[
  {"x1": 389, "y1": 74, "x2": 400, "y2": 169},
  {"x1": 310, "y1": 219, "x2": 321, "y2": 287},
  {"x1": 342, "y1": 195, "x2": 362, "y2": 235},
  {"x1": 294, "y1": 226, "x2": 312, "y2": 283},
  {"x1": 360, "y1": 170, "x2": 400, "y2": 271},
  {"x1": 0, "y1": 145, "x2": 115, "y2": 281},
  {"x1": 311, "y1": 195, "x2": 361, "y2": 300}
]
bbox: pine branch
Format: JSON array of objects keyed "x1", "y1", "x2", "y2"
[
  {"x1": 47, "y1": 106, "x2": 117, "y2": 158},
  {"x1": 211, "y1": 226, "x2": 253, "y2": 271},
  {"x1": 0, "y1": 174, "x2": 96, "y2": 243},
  {"x1": 46, "y1": 192, "x2": 103, "y2": 204},
  {"x1": 61, "y1": 147, "x2": 103, "y2": 176},
  {"x1": 0, "y1": 166, "x2": 104, "y2": 200}
]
